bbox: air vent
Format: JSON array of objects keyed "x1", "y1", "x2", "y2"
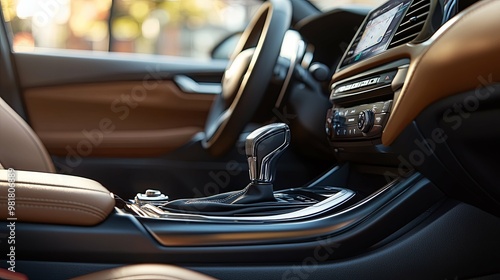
[{"x1": 389, "y1": 0, "x2": 431, "y2": 48}]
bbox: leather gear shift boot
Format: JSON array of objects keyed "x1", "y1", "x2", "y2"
[{"x1": 160, "y1": 183, "x2": 295, "y2": 216}]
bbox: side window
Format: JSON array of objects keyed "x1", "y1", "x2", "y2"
[
  {"x1": 1, "y1": 0, "x2": 112, "y2": 52},
  {"x1": 110, "y1": 0, "x2": 260, "y2": 58},
  {"x1": 1, "y1": 0, "x2": 261, "y2": 58},
  {"x1": 310, "y1": 0, "x2": 386, "y2": 11}
]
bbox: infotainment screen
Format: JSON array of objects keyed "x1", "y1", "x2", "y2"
[{"x1": 340, "y1": 0, "x2": 412, "y2": 68}]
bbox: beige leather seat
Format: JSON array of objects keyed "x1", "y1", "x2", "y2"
[
  {"x1": 1, "y1": 264, "x2": 216, "y2": 280},
  {"x1": 0, "y1": 99, "x2": 217, "y2": 278},
  {"x1": 0, "y1": 97, "x2": 55, "y2": 173},
  {"x1": 71, "y1": 264, "x2": 216, "y2": 280}
]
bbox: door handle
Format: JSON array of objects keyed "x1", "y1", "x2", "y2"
[{"x1": 174, "y1": 75, "x2": 221, "y2": 95}]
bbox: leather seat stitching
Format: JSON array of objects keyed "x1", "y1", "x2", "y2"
[
  {"x1": 0, "y1": 203, "x2": 106, "y2": 219},
  {"x1": 0, "y1": 196, "x2": 110, "y2": 216}
]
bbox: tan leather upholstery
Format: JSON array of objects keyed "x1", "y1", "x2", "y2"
[
  {"x1": 0, "y1": 264, "x2": 217, "y2": 280},
  {"x1": 0, "y1": 169, "x2": 115, "y2": 226},
  {"x1": 0, "y1": 99, "x2": 216, "y2": 280},
  {"x1": 0, "y1": 268, "x2": 28, "y2": 280},
  {"x1": 382, "y1": 0, "x2": 500, "y2": 145},
  {"x1": 24, "y1": 81, "x2": 213, "y2": 157},
  {"x1": 331, "y1": 0, "x2": 500, "y2": 145},
  {"x1": 70, "y1": 264, "x2": 217, "y2": 280},
  {"x1": 0, "y1": 97, "x2": 55, "y2": 173}
]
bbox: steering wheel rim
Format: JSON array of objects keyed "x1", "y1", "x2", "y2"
[{"x1": 202, "y1": 0, "x2": 292, "y2": 156}]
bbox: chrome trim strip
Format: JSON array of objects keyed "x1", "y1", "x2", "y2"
[
  {"x1": 173, "y1": 75, "x2": 221, "y2": 95},
  {"x1": 275, "y1": 30, "x2": 306, "y2": 107},
  {"x1": 138, "y1": 187, "x2": 354, "y2": 223},
  {"x1": 330, "y1": 84, "x2": 392, "y2": 101},
  {"x1": 301, "y1": 44, "x2": 315, "y2": 69}
]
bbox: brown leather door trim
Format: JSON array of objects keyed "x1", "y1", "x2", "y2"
[
  {"x1": 382, "y1": 0, "x2": 500, "y2": 145},
  {"x1": 24, "y1": 81, "x2": 215, "y2": 157},
  {"x1": 37, "y1": 127, "x2": 202, "y2": 157}
]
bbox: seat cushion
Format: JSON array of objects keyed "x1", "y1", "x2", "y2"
[{"x1": 70, "y1": 264, "x2": 217, "y2": 280}]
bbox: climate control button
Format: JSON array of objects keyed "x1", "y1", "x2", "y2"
[{"x1": 358, "y1": 110, "x2": 374, "y2": 133}]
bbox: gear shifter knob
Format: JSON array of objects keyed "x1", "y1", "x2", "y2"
[{"x1": 246, "y1": 123, "x2": 291, "y2": 184}]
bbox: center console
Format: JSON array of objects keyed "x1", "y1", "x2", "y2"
[
  {"x1": 326, "y1": 60, "x2": 408, "y2": 143},
  {"x1": 115, "y1": 120, "x2": 438, "y2": 247},
  {"x1": 125, "y1": 123, "x2": 356, "y2": 225},
  {"x1": 116, "y1": 0, "x2": 452, "y2": 248}
]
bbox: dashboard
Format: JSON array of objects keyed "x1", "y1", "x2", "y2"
[
  {"x1": 326, "y1": 0, "x2": 438, "y2": 154},
  {"x1": 294, "y1": 0, "x2": 500, "y2": 215},
  {"x1": 290, "y1": 0, "x2": 447, "y2": 155}
]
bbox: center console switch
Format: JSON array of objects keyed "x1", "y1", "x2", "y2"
[{"x1": 326, "y1": 100, "x2": 392, "y2": 140}]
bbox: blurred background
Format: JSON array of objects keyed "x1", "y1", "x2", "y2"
[{"x1": 1, "y1": 0, "x2": 384, "y2": 58}]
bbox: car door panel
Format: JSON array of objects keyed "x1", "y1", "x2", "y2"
[
  {"x1": 10, "y1": 51, "x2": 236, "y2": 198},
  {"x1": 14, "y1": 51, "x2": 223, "y2": 159},
  {"x1": 23, "y1": 81, "x2": 214, "y2": 157}
]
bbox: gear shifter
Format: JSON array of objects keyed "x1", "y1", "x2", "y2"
[
  {"x1": 160, "y1": 123, "x2": 292, "y2": 216},
  {"x1": 246, "y1": 123, "x2": 290, "y2": 184}
]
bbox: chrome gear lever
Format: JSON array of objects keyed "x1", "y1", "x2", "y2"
[
  {"x1": 246, "y1": 123, "x2": 291, "y2": 184},
  {"x1": 161, "y1": 123, "x2": 290, "y2": 215}
]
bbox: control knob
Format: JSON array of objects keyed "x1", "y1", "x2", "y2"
[{"x1": 358, "y1": 110, "x2": 374, "y2": 133}]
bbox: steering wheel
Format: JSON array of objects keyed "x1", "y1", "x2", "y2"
[{"x1": 203, "y1": 0, "x2": 292, "y2": 156}]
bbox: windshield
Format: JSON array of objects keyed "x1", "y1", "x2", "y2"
[{"x1": 310, "y1": 0, "x2": 387, "y2": 11}]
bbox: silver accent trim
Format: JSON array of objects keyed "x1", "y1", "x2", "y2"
[
  {"x1": 275, "y1": 30, "x2": 306, "y2": 107},
  {"x1": 140, "y1": 187, "x2": 355, "y2": 223},
  {"x1": 331, "y1": 176, "x2": 402, "y2": 216},
  {"x1": 173, "y1": 75, "x2": 221, "y2": 95},
  {"x1": 334, "y1": 77, "x2": 381, "y2": 94},
  {"x1": 301, "y1": 44, "x2": 315, "y2": 69},
  {"x1": 127, "y1": 203, "x2": 150, "y2": 218},
  {"x1": 246, "y1": 123, "x2": 291, "y2": 183},
  {"x1": 331, "y1": 84, "x2": 392, "y2": 101}
]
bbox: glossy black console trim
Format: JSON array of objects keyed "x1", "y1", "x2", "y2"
[
  {"x1": 0, "y1": 172, "x2": 443, "y2": 264},
  {"x1": 138, "y1": 172, "x2": 441, "y2": 246}
]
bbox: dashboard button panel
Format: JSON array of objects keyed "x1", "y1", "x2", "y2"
[{"x1": 326, "y1": 101, "x2": 391, "y2": 141}]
